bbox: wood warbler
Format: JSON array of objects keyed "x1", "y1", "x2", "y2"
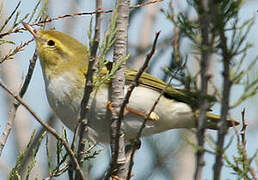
[{"x1": 23, "y1": 23, "x2": 238, "y2": 144}]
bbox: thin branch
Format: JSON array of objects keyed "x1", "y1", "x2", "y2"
[
  {"x1": 126, "y1": 32, "x2": 161, "y2": 180},
  {"x1": 0, "y1": 50, "x2": 37, "y2": 157},
  {"x1": 213, "y1": 4, "x2": 232, "y2": 180},
  {"x1": 194, "y1": 1, "x2": 212, "y2": 179},
  {"x1": 74, "y1": 0, "x2": 102, "y2": 179},
  {"x1": 119, "y1": 31, "x2": 160, "y2": 125},
  {"x1": 17, "y1": 113, "x2": 56, "y2": 177},
  {"x1": 44, "y1": 162, "x2": 69, "y2": 180},
  {"x1": 0, "y1": 1, "x2": 21, "y2": 32},
  {"x1": 0, "y1": 81, "x2": 85, "y2": 180},
  {"x1": 0, "y1": 0, "x2": 164, "y2": 38},
  {"x1": 19, "y1": 51, "x2": 37, "y2": 97},
  {"x1": 240, "y1": 110, "x2": 257, "y2": 180},
  {"x1": 0, "y1": 39, "x2": 34, "y2": 63}
]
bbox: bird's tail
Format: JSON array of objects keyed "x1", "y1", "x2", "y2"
[{"x1": 196, "y1": 111, "x2": 239, "y2": 130}]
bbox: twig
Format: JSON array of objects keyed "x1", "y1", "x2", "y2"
[
  {"x1": 0, "y1": 50, "x2": 37, "y2": 157},
  {"x1": 0, "y1": 81, "x2": 85, "y2": 180},
  {"x1": 0, "y1": 39, "x2": 34, "y2": 63},
  {"x1": 213, "y1": 3, "x2": 232, "y2": 179},
  {"x1": 239, "y1": 109, "x2": 257, "y2": 180},
  {"x1": 74, "y1": 0, "x2": 102, "y2": 179},
  {"x1": 0, "y1": 0, "x2": 164, "y2": 38},
  {"x1": 126, "y1": 32, "x2": 160, "y2": 180},
  {"x1": 17, "y1": 113, "x2": 56, "y2": 177},
  {"x1": 194, "y1": 1, "x2": 212, "y2": 179},
  {"x1": 240, "y1": 109, "x2": 247, "y2": 147},
  {"x1": 119, "y1": 31, "x2": 160, "y2": 124},
  {"x1": 240, "y1": 109, "x2": 247, "y2": 173},
  {"x1": 19, "y1": 51, "x2": 37, "y2": 97},
  {"x1": 0, "y1": 1, "x2": 21, "y2": 32},
  {"x1": 44, "y1": 162, "x2": 69, "y2": 180}
]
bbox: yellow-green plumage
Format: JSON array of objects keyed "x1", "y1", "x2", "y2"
[
  {"x1": 36, "y1": 30, "x2": 89, "y2": 79},
  {"x1": 23, "y1": 23, "x2": 238, "y2": 143},
  {"x1": 37, "y1": 29, "x2": 211, "y2": 109}
]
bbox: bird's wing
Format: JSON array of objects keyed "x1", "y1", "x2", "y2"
[
  {"x1": 95, "y1": 67, "x2": 239, "y2": 127},
  {"x1": 125, "y1": 69, "x2": 214, "y2": 109},
  {"x1": 91, "y1": 66, "x2": 215, "y2": 109}
]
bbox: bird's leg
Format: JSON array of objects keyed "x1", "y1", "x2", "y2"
[
  {"x1": 106, "y1": 101, "x2": 118, "y2": 115},
  {"x1": 126, "y1": 106, "x2": 159, "y2": 121},
  {"x1": 106, "y1": 101, "x2": 159, "y2": 121}
]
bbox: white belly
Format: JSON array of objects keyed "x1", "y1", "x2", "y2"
[{"x1": 45, "y1": 72, "x2": 194, "y2": 143}]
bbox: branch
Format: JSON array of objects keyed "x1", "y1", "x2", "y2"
[
  {"x1": 240, "y1": 110, "x2": 257, "y2": 180},
  {"x1": 213, "y1": 4, "x2": 232, "y2": 180},
  {"x1": 125, "y1": 32, "x2": 161, "y2": 180},
  {"x1": 194, "y1": 2, "x2": 212, "y2": 179},
  {"x1": 109, "y1": 0, "x2": 130, "y2": 179},
  {"x1": 0, "y1": 0, "x2": 164, "y2": 38},
  {"x1": 17, "y1": 113, "x2": 56, "y2": 177},
  {"x1": 0, "y1": 81, "x2": 85, "y2": 180},
  {"x1": 74, "y1": 0, "x2": 102, "y2": 179},
  {"x1": 0, "y1": 39, "x2": 34, "y2": 63},
  {"x1": 119, "y1": 31, "x2": 160, "y2": 125},
  {"x1": 0, "y1": 50, "x2": 37, "y2": 157}
]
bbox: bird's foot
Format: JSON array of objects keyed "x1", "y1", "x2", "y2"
[
  {"x1": 106, "y1": 101, "x2": 118, "y2": 115},
  {"x1": 107, "y1": 101, "x2": 159, "y2": 121}
]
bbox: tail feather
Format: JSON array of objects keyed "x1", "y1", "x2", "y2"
[
  {"x1": 206, "y1": 112, "x2": 239, "y2": 129},
  {"x1": 195, "y1": 111, "x2": 239, "y2": 130}
]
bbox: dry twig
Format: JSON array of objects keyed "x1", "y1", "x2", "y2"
[
  {"x1": 73, "y1": 0, "x2": 102, "y2": 179},
  {"x1": 194, "y1": 2, "x2": 213, "y2": 179},
  {"x1": 0, "y1": 0, "x2": 163, "y2": 38},
  {"x1": 0, "y1": 81, "x2": 85, "y2": 180},
  {"x1": 0, "y1": 50, "x2": 37, "y2": 157},
  {"x1": 0, "y1": 39, "x2": 34, "y2": 63},
  {"x1": 239, "y1": 110, "x2": 257, "y2": 180},
  {"x1": 126, "y1": 31, "x2": 160, "y2": 180}
]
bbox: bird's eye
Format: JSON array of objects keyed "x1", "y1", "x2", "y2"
[{"x1": 47, "y1": 40, "x2": 55, "y2": 46}]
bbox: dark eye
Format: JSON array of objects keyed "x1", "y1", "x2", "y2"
[{"x1": 47, "y1": 40, "x2": 55, "y2": 46}]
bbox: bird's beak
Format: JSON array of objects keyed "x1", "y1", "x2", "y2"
[{"x1": 22, "y1": 22, "x2": 40, "y2": 40}]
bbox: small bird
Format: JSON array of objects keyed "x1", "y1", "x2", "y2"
[{"x1": 23, "y1": 23, "x2": 237, "y2": 144}]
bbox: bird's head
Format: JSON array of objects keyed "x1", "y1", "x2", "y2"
[{"x1": 23, "y1": 23, "x2": 89, "y2": 77}]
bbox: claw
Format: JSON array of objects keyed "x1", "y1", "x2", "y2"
[
  {"x1": 107, "y1": 101, "x2": 118, "y2": 115},
  {"x1": 149, "y1": 112, "x2": 159, "y2": 121}
]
